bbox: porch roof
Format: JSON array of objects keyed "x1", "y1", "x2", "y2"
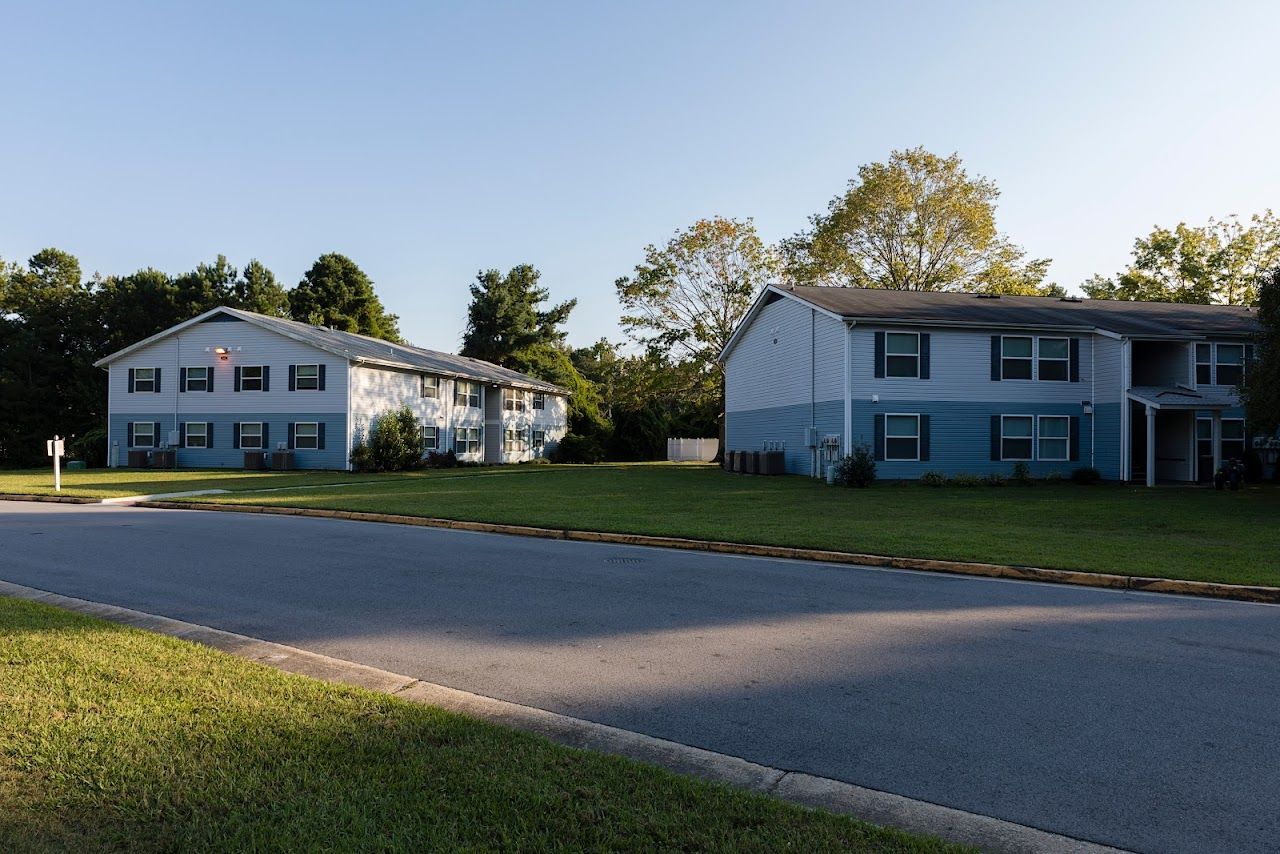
[{"x1": 1127, "y1": 385, "x2": 1238, "y2": 410}]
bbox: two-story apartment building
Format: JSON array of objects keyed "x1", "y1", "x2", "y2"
[
  {"x1": 94, "y1": 306, "x2": 569, "y2": 469},
  {"x1": 721, "y1": 286, "x2": 1261, "y2": 485}
]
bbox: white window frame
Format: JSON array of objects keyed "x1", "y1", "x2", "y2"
[
  {"x1": 1215, "y1": 344, "x2": 1245, "y2": 387},
  {"x1": 183, "y1": 366, "x2": 209, "y2": 392},
  {"x1": 454, "y1": 381, "x2": 480, "y2": 408},
  {"x1": 294, "y1": 422, "x2": 319, "y2": 450},
  {"x1": 532, "y1": 428, "x2": 546, "y2": 452},
  {"x1": 133, "y1": 367, "x2": 157, "y2": 393},
  {"x1": 884, "y1": 331, "x2": 921, "y2": 379},
  {"x1": 1000, "y1": 414, "x2": 1035, "y2": 461},
  {"x1": 883, "y1": 413, "x2": 921, "y2": 462},
  {"x1": 295, "y1": 364, "x2": 320, "y2": 391},
  {"x1": 532, "y1": 393, "x2": 546, "y2": 411},
  {"x1": 503, "y1": 427, "x2": 528, "y2": 452},
  {"x1": 1037, "y1": 338, "x2": 1070, "y2": 382},
  {"x1": 183, "y1": 421, "x2": 208, "y2": 449},
  {"x1": 455, "y1": 426, "x2": 481, "y2": 455},
  {"x1": 131, "y1": 421, "x2": 156, "y2": 448},
  {"x1": 421, "y1": 424, "x2": 438, "y2": 451},
  {"x1": 421, "y1": 375, "x2": 439, "y2": 399},
  {"x1": 1195, "y1": 343, "x2": 1213, "y2": 387},
  {"x1": 502, "y1": 388, "x2": 526, "y2": 412},
  {"x1": 1037, "y1": 415, "x2": 1070, "y2": 461},
  {"x1": 240, "y1": 365, "x2": 265, "y2": 391},
  {"x1": 1000, "y1": 336, "x2": 1034, "y2": 381},
  {"x1": 239, "y1": 422, "x2": 264, "y2": 450}
]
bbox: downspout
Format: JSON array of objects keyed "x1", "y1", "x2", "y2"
[
  {"x1": 1089, "y1": 335, "x2": 1095, "y2": 470},
  {"x1": 173, "y1": 335, "x2": 180, "y2": 468},
  {"x1": 810, "y1": 308, "x2": 816, "y2": 477},
  {"x1": 1120, "y1": 339, "x2": 1130, "y2": 481},
  {"x1": 843, "y1": 320, "x2": 854, "y2": 456}
]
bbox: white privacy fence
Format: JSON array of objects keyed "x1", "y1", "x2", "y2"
[{"x1": 667, "y1": 437, "x2": 718, "y2": 462}]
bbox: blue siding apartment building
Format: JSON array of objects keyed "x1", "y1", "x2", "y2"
[{"x1": 721, "y1": 286, "x2": 1261, "y2": 485}]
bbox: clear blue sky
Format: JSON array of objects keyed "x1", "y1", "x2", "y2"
[{"x1": 4, "y1": 1, "x2": 1277, "y2": 349}]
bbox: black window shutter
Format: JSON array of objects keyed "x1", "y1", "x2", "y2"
[
  {"x1": 233, "y1": 423, "x2": 241, "y2": 449},
  {"x1": 1245, "y1": 344, "x2": 1255, "y2": 375},
  {"x1": 179, "y1": 423, "x2": 187, "y2": 447},
  {"x1": 991, "y1": 337, "x2": 1001, "y2": 381},
  {"x1": 1070, "y1": 416, "x2": 1081, "y2": 462},
  {"x1": 1069, "y1": 338, "x2": 1081, "y2": 382},
  {"x1": 207, "y1": 369, "x2": 214, "y2": 392},
  {"x1": 874, "y1": 332, "x2": 885, "y2": 378},
  {"x1": 990, "y1": 415, "x2": 1001, "y2": 460},
  {"x1": 262, "y1": 423, "x2": 270, "y2": 449},
  {"x1": 288, "y1": 365, "x2": 296, "y2": 391},
  {"x1": 234, "y1": 367, "x2": 242, "y2": 392},
  {"x1": 154, "y1": 369, "x2": 161, "y2": 393},
  {"x1": 288, "y1": 423, "x2": 295, "y2": 449},
  {"x1": 207, "y1": 423, "x2": 214, "y2": 446},
  {"x1": 920, "y1": 334, "x2": 931, "y2": 379},
  {"x1": 873, "y1": 413, "x2": 885, "y2": 460},
  {"x1": 127, "y1": 423, "x2": 134, "y2": 446},
  {"x1": 318, "y1": 422, "x2": 326, "y2": 450},
  {"x1": 262, "y1": 366, "x2": 270, "y2": 392},
  {"x1": 180, "y1": 367, "x2": 187, "y2": 392},
  {"x1": 318, "y1": 364, "x2": 326, "y2": 391},
  {"x1": 153, "y1": 422, "x2": 161, "y2": 446},
  {"x1": 919, "y1": 415, "x2": 930, "y2": 461},
  {"x1": 128, "y1": 368, "x2": 135, "y2": 393}
]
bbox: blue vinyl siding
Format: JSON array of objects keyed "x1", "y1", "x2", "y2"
[
  {"x1": 111, "y1": 412, "x2": 348, "y2": 470},
  {"x1": 724, "y1": 401, "x2": 842, "y2": 476}
]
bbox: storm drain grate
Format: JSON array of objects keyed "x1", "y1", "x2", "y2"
[{"x1": 605, "y1": 557, "x2": 645, "y2": 565}]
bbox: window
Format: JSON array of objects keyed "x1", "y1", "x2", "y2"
[
  {"x1": 532, "y1": 393, "x2": 546, "y2": 411},
  {"x1": 133, "y1": 367, "x2": 157, "y2": 392},
  {"x1": 131, "y1": 421, "x2": 156, "y2": 448},
  {"x1": 502, "y1": 388, "x2": 526, "y2": 412},
  {"x1": 1215, "y1": 344, "x2": 1244, "y2": 387},
  {"x1": 421, "y1": 425, "x2": 438, "y2": 451},
  {"x1": 455, "y1": 426, "x2": 481, "y2": 454},
  {"x1": 1196, "y1": 344, "x2": 1212, "y2": 386},
  {"x1": 1222, "y1": 418, "x2": 1246, "y2": 460},
  {"x1": 884, "y1": 332, "x2": 920, "y2": 378},
  {"x1": 503, "y1": 428, "x2": 527, "y2": 452},
  {"x1": 884, "y1": 414, "x2": 920, "y2": 461},
  {"x1": 532, "y1": 429, "x2": 546, "y2": 453},
  {"x1": 183, "y1": 422, "x2": 208, "y2": 448},
  {"x1": 240, "y1": 366, "x2": 264, "y2": 391},
  {"x1": 294, "y1": 422, "x2": 319, "y2": 450},
  {"x1": 1038, "y1": 416, "x2": 1069, "y2": 461},
  {"x1": 294, "y1": 364, "x2": 320, "y2": 390},
  {"x1": 1038, "y1": 338, "x2": 1069, "y2": 381},
  {"x1": 1001, "y1": 415, "x2": 1034, "y2": 460},
  {"x1": 454, "y1": 381, "x2": 480, "y2": 408},
  {"x1": 239, "y1": 422, "x2": 264, "y2": 450},
  {"x1": 1001, "y1": 337, "x2": 1033, "y2": 380},
  {"x1": 183, "y1": 367, "x2": 209, "y2": 392},
  {"x1": 421, "y1": 375, "x2": 439, "y2": 399}
]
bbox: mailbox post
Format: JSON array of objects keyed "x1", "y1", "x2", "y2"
[{"x1": 46, "y1": 435, "x2": 65, "y2": 492}]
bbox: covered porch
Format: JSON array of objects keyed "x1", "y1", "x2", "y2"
[{"x1": 1126, "y1": 387, "x2": 1235, "y2": 486}]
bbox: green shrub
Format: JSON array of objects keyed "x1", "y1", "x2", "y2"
[
  {"x1": 426, "y1": 449, "x2": 458, "y2": 468},
  {"x1": 69, "y1": 427, "x2": 107, "y2": 468},
  {"x1": 982, "y1": 472, "x2": 1005, "y2": 487},
  {"x1": 834, "y1": 444, "x2": 877, "y2": 488},
  {"x1": 368, "y1": 406, "x2": 424, "y2": 472},
  {"x1": 919, "y1": 470, "x2": 946, "y2": 487},
  {"x1": 349, "y1": 440, "x2": 374, "y2": 473},
  {"x1": 1071, "y1": 466, "x2": 1102, "y2": 485},
  {"x1": 1044, "y1": 470, "x2": 1064, "y2": 484},
  {"x1": 948, "y1": 472, "x2": 981, "y2": 487},
  {"x1": 1010, "y1": 461, "x2": 1033, "y2": 485},
  {"x1": 551, "y1": 433, "x2": 605, "y2": 464}
]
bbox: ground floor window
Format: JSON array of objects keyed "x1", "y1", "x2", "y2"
[
  {"x1": 503, "y1": 428, "x2": 527, "y2": 453},
  {"x1": 1037, "y1": 416, "x2": 1069, "y2": 461},
  {"x1": 532, "y1": 428, "x2": 546, "y2": 453},
  {"x1": 183, "y1": 422, "x2": 208, "y2": 448},
  {"x1": 1222, "y1": 418, "x2": 1246, "y2": 461},
  {"x1": 293, "y1": 422, "x2": 319, "y2": 450},
  {"x1": 130, "y1": 422, "x2": 156, "y2": 448},
  {"x1": 422, "y1": 425, "x2": 438, "y2": 451},
  {"x1": 1001, "y1": 415, "x2": 1034, "y2": 461},
  {"x1": 455, "y1": 426, "x2": 481, "y2": 455},
  {"x1": 884, "y1": 414, "x2": 920, "y2": 461},
  {"x1": 238, "y1": 422, "x2": 264, "y2": 450}
]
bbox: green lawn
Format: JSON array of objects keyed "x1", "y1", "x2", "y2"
[
  {"x1": 0, "y1": 596, "x2": 947, "y2": 852},
  {"x1": 2, "y1": 463, "x2": 1278, "y2": 586},
  {"x1": 0, "y1": 467, "x2": 387, "y2": 498}
]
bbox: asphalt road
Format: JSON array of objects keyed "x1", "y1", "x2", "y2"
[{"x1": 3, "y1": 501, "x2": 1278, "y2": 853}]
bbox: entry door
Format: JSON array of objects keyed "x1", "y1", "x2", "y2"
[{"x1": 1196, "y1": 418, "x2": 1213, "y2": 482}]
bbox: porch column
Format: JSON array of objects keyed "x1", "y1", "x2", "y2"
[
  {"x1": 1212, "y1": 410, "x2": 1222, "y2": 474},
  {"x1": 1145, "y1": 405, "x2": 1156, "y2": 487}
]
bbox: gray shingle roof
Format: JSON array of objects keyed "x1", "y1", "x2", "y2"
[
  {"x1": 1127, "y1": 386, "x2": 1239, "y2": 409},
  {"x1": 96, "y1": 306, "x2": 569, "y2": 395},
  {"x1": 782, "y1": 286, "x2": 1259, "y2": 338}
]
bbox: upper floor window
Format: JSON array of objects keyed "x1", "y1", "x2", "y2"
[
  {"x1": 1215, "y1": 344, "x2": 1244, "y2": 387},
  {"x1": 885, "y1": 333, "x2": 921, "y2": 378},
  {"x1": 884, "y1": 414, "x2": 921, "y2": 461},
  {"x1": 130, "y1": 367, "x2": 159, "y2": 393},
  {"x1": 454, "y1": 380, "x2": 480, "y2": 408},
  {"x1": 293, "y1": 364, "x2": 320, "y2": 391},
  {"x1": 1037, "y1": 338, "x2": 1069, "y2": 381},
  {"x1": 1196, "y1": 344, "x2": 1213, "y2": 385},
  {"x1": 182, "y1": 367, "x2": 209, "y2": 392},
  {"x1": 1001, "y1": 337, "x2": 1033, "y2": 380},
  {"x1": 1001, "y1": 415, "x2": 1034, "y2": 461},
  {"x1": 502, "y1": 388, "x2": 526, "y2": 412},
  {"x1": 237, "y1": 365, "x2": 267, "y2": 392},
  {"x1": 421, "y1": 375, "x2": 439, "y2": 399},
  {"x1": 532, "y1": 392, "x2": 546, "y2": 410}
]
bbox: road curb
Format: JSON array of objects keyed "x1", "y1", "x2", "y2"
[
  {"x1": 125, "y1": 498, "x2": 1280, "y2": 605},
  {"x1": 0, "y1": 578, "x2": 1122, "y2": 854}
]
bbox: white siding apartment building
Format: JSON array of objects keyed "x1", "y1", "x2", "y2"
[{"x1": 94, "y1": 306, "x2": 570, "y2": 470}]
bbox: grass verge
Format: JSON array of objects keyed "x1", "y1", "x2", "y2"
[{"x1": 0, "y1": 595, "x2": 952, "y2": 852}]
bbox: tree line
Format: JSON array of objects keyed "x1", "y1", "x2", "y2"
[{"x1": 3, "y1": 145, "x2": 1278, "y2": 467}]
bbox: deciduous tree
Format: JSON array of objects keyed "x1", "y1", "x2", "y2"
[{"x1": 1241, "y1": 268, "x2": 1280, "y2": 434}]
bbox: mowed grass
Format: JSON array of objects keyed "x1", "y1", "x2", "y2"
[
  {"x1": 0, "y1": 596, "x2": 951, "y2": 852},
  {"x1": 0, "y1": 467, "x2": 386, "y2": 498},
  {"x1": 181, "y1": 463, "x2": 1280, "y2": 586}
]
